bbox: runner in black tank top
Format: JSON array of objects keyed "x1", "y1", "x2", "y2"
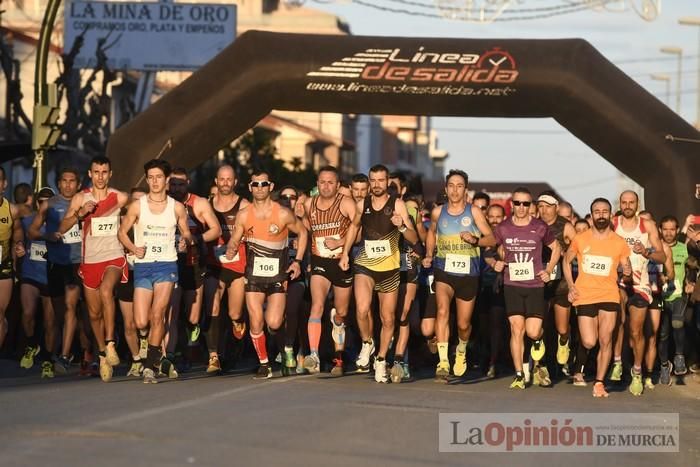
[
  {"x1": 202, "y1": 165, "x2": 249, "y2": 374},
  {"x1": 340, "y1": 165, "x2": 418, "y2": 383}
]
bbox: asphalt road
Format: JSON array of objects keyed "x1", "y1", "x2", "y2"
[{"x1": 1, "y1": 361, "x2": 699, "y2": 467}]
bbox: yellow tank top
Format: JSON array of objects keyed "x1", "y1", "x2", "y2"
[{"x1": 0, "y1": 198, "x2": 13, "y2": 262}]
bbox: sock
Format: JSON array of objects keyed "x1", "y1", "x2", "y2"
[
  {"x1": 437, "y1": 342, "x2": 448, "y2": 363},
  {"x1": 138, "y1": 329, "x2": 148, "y2": 339},
  {"x1": 661, "y1": 361, "x2": 669, "y2": 367},
  {"x1": 206, "y1": 315, "x2": 220, "y2": 354},
  {"x1": 559, "y1": 334, "x2": 569, "y2": 346},
  {"x1": 251, "y1": 332, "x2": 269, "y2": 364},
  {"x1": 614, "y1": 356, "x2": 622, "y2": 363},
  {"x1": 284, "y1": 346, "x2": 294, "y2": 355},
  {"x1": 633, "y1": 365, "x2": 642, "y2": 375},
  {"x1": 145, "y1": 345, "x2": 161, "y2": 371},
  {"x1": 376, "y1": 356, "x2": 385, "y2": 362},
  {"x1": 575, "y1": 342, "x2": 589, "y2": 374},
  {"x1": 515, "y1": 371, "x2": 524, "y2": 379},
  {"x1": 394, "y1": 353, "x2": 403, "y2": 364},
  {"x1": 308, "y1": 318, "x2": 321, "y2": 354},
  {"x1": 456, "y1": 338, "x2": 468, "y2": 354}
]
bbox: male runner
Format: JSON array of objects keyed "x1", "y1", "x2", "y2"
[
  {"x1": 340, "y1": 164, "x2": 417, "y2": 383},
  {"x1": 611, "y1": 191, "x2": 665, "y2": 396},
  {"x1": 536, "y1": 191, "x2": 577, "y2": 374},
  {"x1": 60, "y1": 156, "x2": 128, "y2": 382},
  {"x1": 302, "y1": 166, "x2": 356, "y2": 376},
  {"x1": 423, "y1": 169, "x2": 495, "y2": 380},
  {"x1": 658, "y1": 215, "x2": 690, "y2": 384},
  {"x1": 493, "y1": 187, "x2": 560, "y2": 389},
  {"x1": 0, "y1": 168, "x2": 26, "y2": 350},
  {"x1": 166, "y1": 168, "x2": 220, "y2": 368},
  {"x1": 204, "y1": 165, "x2": 248, "y2": 373},
  {"x1": 118, "y1": 159, "x2": 192, "y2": 383},
  {"x1": 350, "y1": 173, "x2": 369, "y2": 203},
  {"x1": 29, "y1": 168, "x2": 84, "y2": 374},
  {"x1": 18, "y1": 186, "x2": 55, "y2": 377},
  {"x1": 225, "y1": 170, "x2": 307, "y2": 379},
  {"x1": 563, "y1": 197, "x2": 632, "y2": 398}
]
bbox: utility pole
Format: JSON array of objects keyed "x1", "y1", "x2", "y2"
[{"x1": 32, "y1": 0, "x2": 62, "y2": 192}]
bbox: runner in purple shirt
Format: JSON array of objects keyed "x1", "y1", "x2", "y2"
[{"x1": 493, "y1": 187, "x2": 561, "y2": 390}]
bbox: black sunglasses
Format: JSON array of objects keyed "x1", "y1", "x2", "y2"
[
  {"x1": 250, "y1": 181, "x2": 271, "y2": 188},
  {"x1": 281, "y1": 194, "x2": 297, "y2": 200},
  {"x1": 512, "y1": 201, "x2": 532, "y2": 207}
]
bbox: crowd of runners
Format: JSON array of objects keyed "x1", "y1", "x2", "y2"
[{"x1": 2, "y1": 156, "x2": 700, "y2": 398}]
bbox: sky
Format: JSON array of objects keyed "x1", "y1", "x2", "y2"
[{"x1": 303, "y1": 0, "x2": 699, "y2": 213}]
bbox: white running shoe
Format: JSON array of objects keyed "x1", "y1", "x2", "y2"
[
  {"x1": 303, "y1": 353, "x2": 321, "y2": 374},
  {"x1": 355, "y1": 340, "x2": 375, "y2": 372},
  {"x1": 374, "y1": 359, "x2": 388, "y2": 383},
  {"x1": 330, "y1": 308, "x2": 345, "y2": 347}
]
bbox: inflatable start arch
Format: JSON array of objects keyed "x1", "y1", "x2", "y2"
[{"x1": 107, "y1": 31, "x2": 700, "y2": 216}]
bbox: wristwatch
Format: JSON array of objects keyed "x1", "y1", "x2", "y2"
[{"x1": 398, "y1": 223, "x2": 407, "y2": 233}]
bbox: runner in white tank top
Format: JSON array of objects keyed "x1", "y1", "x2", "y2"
[
  {"x1": 611, "y1": 191, "x2": 666, "y2": 397},
  {"x1": 118, "y1": 159, "x2": 192, "y2": 384}
]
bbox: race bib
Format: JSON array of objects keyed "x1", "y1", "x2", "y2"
[
  {"x1": 91, "y1": 216, "x2": 118, "y2": 237},
  {"x1": 444, "y1": 253, "x2": 471, "y2": 274},
  {"x1": 253, "y1": 257, "x2": 279, "y2": 277},
  {"x1": 315, "y1": 235, "x2": 342, "y2": 258},
  {"x1": 145, "y1": 240, "x2": 170, "y2": 260},
  {"x1": 582, "y1": 254, "x2": 612, "y2": 277},
  {"x1": 550, "y1": 263, "x2": 561, "y2": 281},
  {"x1": 510, "y1": 261, "x2": 534, "y2": 281},
  {"x1": 365, "y1": 239, "x2": 390, "y2": 259},
  {"x1": 63, "y1": 224, "x2": 81, "y2": 244},
  {"x1": 30, "y1": 243, "x2": 47, "y2": 262}
]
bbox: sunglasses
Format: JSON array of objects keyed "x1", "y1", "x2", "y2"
[
  {"x1": 250, "y1": 181, "x2": 271, "y2": 188},
  {"x1": 281, "y1": 194, "x2": 297, "y2": 200},
  {"x1": 512, "y1": 201, "x2": 532, "y2": 207}
]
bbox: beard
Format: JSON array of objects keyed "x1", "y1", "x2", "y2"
[
  {"x1": 594, "y1": 217, "x2": 610, "y2": 230},
  {"x1": 622, "y1": 208, "x2": 636, "y2": 218},
  {"x1": 372, "y1": 187, "x2": 386, "y2": 197}
]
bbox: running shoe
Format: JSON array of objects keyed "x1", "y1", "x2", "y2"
[
  {"x1": 20, "y1": 345, "x2": 40, "y2": 369},
  {"x1": 303, "y1": 353, "x2": 321, "y2": 374},
  {"x1": 160, "y1": 358, "x2": 179, "y2": 379},
  {"x1": 206, "y1": 355, "x2": 221, "y2": 374},
  {"x1": 561, "y1": 363, "x2": 571, "y2": 377},
  {"x1": 127, "y1": 360, "x2": 144, "y2": 377},
  {"x1": 592, "y1": 381, "x2": 609, "y2": 398},
  {"x1": 330, "y1": 308, "x2": 345, "y2": 347},
  {"x1": 374, "y1": 359, "x2": 389, "y2": 383},
  {"x1": 486, "y1": 364, "x2": 496, "y2": 379},
  {"x1": 629, "y1": 369, "x2": 643, "y2": 396},
  {"x1": 530, "y1": 339, "x2": 545, "y2": 362},
  {"x1": 453, "y1": 348, "x2": 467, "y2": 377},
  {"x1": 609, "y1": 361, "x2": 623, "y2": 382},
  {"x1": 105, "y1": 341, "x2": 120, "y2": 367},
  {"x1": 390, "y1": 361, "x2": 404, "y2": 383},
  {"x1": 690, "y1": 363, "x2": 700, "y2": 374},
  {"x1": 54, "y1": 355, "x2": 71, "y2": 375},
  {"x1": 435, "y1": 361, "x2": 450, "y2": 381},
  {"x1": 426, "y1": 336, "x2": 438, "y2": 354},
  {"x1": 138, "y1": 337, "x2": 148, "y2": 360},
  {"x1": 296, "y1": 354, "x2": 306, "y2": 375},
  {"x1": 573, "y1": 373, "x2": 587, "y2": 387},
  {"x1": 232, "y1": 321, "x2": 246, "y2": 340},
  {"x1": 643, "y1": 376, "x2": 655, "y2": 390},
  {"x1": 556, "y1": 338, "x2": 570, "y2": 365},
  {"x1": 401, "y1": 361, "x2": 411, "y2": 381},
  {"x1": 254, "y1": 363, "x2": 272, "y2": 379},
  {"x1": 510, "y1": 375, "x2": 525, "y2": 390},
  {"x1": 99, "y1": 356, "x2": 113, "y2": 382},
  {"x1": 143, "y1": 368, "x2": 157, "y2": 384},
  {"x1": 533, "y1": 364, "x2": 552, "y2": 387},
  {"x1": 659, "y1": 362, "x2": 672, "y2": 386},
  {"x1": 673, "y1": 354, "x2": 687, "y2": 376},
  {"x1": 284, "y1": 349, "x2": 296, "y2": 370},
  {"x1": 188, "y1": 324, "x2": 201, "y2": 343},
  {"x1": 41, "y1": 361, "x2": 54, "y2": 379},
  {"x1": 355, "y1": 340, "x2": 375, "y2": 373},
  {"x1": 330, "y1": 358, "x2": 344, "y2": 377}
]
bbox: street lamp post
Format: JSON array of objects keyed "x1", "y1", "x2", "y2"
[
  {"x1": 660, "y1": 46, "x2": 683, "y2": 115},
  {"x1": 651, "y1": 73, "x2": 671, "y2": 106},
  {"x1": 679, "y1": 17, "x2": 700, "y2": 128}
]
